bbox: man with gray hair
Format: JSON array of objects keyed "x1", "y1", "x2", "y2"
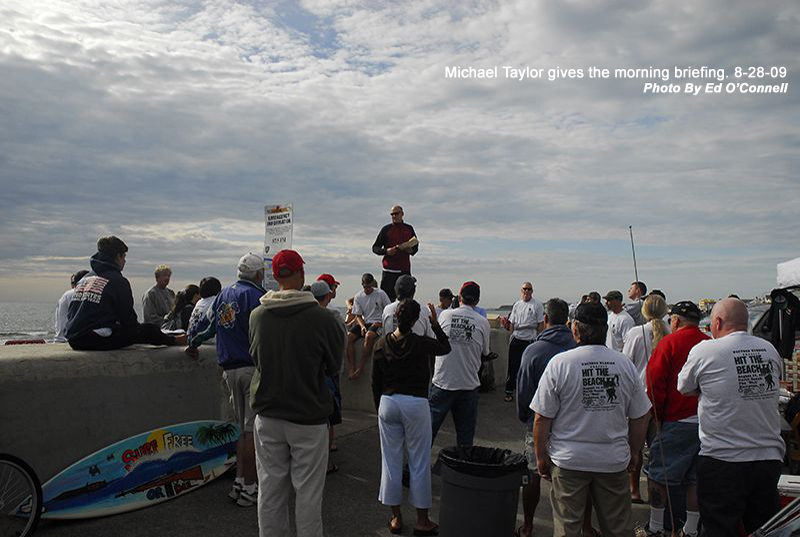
[
  {"x1": 677, "y1": 298, "x2": 784, "y2": 537},
  {"x1": 640, "y1": 301, "x2": 709, "y2": 537},
  {"x1": 500, "y1": 281, "x2": 545, "y2": 402},
  {"x1": 143, "y1": 264, "x2": 175, "y2": 325},
  {"x1": 515, "y1": 298, "x2": 576, "y2": 537},
  {"x1": 533, "y1": 302, "x2": 651, "y2": 537},
  {"x1": 186, "y1": 252, "x2": 266, "y2": 507}
]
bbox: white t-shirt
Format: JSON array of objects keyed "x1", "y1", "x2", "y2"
[
  {"x1": 531, "y1": 345, "x2": 652, "y2": 473},
  {"x1": 509, "y1": 298, "x2": 544, "y2": 341},
  {"x1": 677, "y1": 331, "x2": 785, "y2": 462},
  {"x1": 382, "y1": 300, "x2": 433, "y2": 337},
  {"x1": 606, "y1": 310, "x2": 635, "y2": 352},
  {"x1": 433, "y1": 306, "x2": 491, "y2": 391},
  {"x1": 622, "y1": 321, "x2": 671, "y2": 385},
  {"x1": 54, "y1": 288, "x2": 75, "y2": 343},
  {"x1": 353, "y1": 288, "x2": 391, "y2": 324}
]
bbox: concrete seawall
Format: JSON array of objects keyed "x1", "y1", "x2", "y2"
[{"x1": 0, "y1": 329, "x2": 511, "y2": 482}]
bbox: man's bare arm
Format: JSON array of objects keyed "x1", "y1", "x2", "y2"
[{"x1": 533, "y1": 414, "x2": 553, "y2": 481}]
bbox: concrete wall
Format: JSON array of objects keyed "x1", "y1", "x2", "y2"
[
  {"x1": 0, "y1": 329, "x2": 512, "y2": 482},
  {"x1": 0, "y1": 343, "x2": 226, "y2": 482}
]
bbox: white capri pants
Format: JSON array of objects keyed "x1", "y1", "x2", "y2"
[{"x1": 378, "y1": 394, "x2": 433, "y2": 508}]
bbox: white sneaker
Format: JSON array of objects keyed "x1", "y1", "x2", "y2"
[
  {"x1": 236, "y1": 488, "x2": 257, "y2": 507},
  {"x1": 228, "y1": 482, "x2": 242, "y2": 501}
]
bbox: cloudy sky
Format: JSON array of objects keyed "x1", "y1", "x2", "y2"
[{"x1": 1, "y1": 0, "x2": 798, "y2": 308}]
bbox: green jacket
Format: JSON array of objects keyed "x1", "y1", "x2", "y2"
[{"x1": 249, "y1": 290, "x2": 345, "y2": 425}]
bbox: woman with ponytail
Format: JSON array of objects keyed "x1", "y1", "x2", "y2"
[
  {"x1": 372, "y1": 299, "x2": 450, "y2": 536},
  {"x1": 622, "y1": 293, "x2": 670, "y2": 503},
  {"x1": 623, "y1": 294, "x2": 671, "y2": 385}
]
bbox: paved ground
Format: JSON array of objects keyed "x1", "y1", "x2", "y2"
[{"x1": 34, "y1": 391, "x2": 650, "y2": 536}]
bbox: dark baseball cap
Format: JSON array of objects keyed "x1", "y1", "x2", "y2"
[
  {"x1": 395, "y1": 274, "x2": 416, "y2": 295},
  {"x1": 574, "y1": 303, "x2": 608, "y2": 326},
  {"x1": 670, "y1": 301, "x2": 702, "y2": 322},
  {"x1": 459, "y1": 281, "x2": 480, "y2": 300},
  {"x1": 603, "y1": 290, "x2": 623, "y2": 301},
  {"x1": 439, "y1": 288, "x2": 454, "y2": 299}
]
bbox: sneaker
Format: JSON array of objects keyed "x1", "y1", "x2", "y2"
[
  {"x1": 633, "y1": 523, "x2": 667, "y2": 537},
  {"x1": 228, "y1": 482, "x2": 243, "y2": 501},
  {"x1": 677, "y1": 531, "x2": 698, "y2": 537},
  {"x1": 237, "y1": 487, "x2": 257, "y2": 507}
]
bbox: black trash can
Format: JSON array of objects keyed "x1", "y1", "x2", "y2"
[{"x1": 435, "y1": 446, "x2": 528, "y2": 537}]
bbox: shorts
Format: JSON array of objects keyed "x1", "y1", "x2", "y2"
[
  {"x1": 325, "y1": 374, "x2": 342, "y2": 426},
  {"x1": 646, "y1": 421, "x2": 700, "y2": 486},
  {"x1": 524, "y1": 429, "x2": 538, "y2": 473},
  {"x1": 348, "y1": 322, "x2": 381, "y2": 337},
  {"x1": 222, "y1": 366, "x2": 255, "y2": 433}
]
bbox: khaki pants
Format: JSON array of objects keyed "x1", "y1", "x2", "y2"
[
  {"x1": 550, "y1": 465, "x2": 632, "y2": 537},
  {"x1": 254, "y1": 415, "x2": 329, "y2": 537}
]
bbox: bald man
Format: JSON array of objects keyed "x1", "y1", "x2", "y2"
[
  {"x1": 372, "y1": 205, "x2": 419, "y2": 301},
  {"x1": 677, "y1": 299, "x2": 784, "y2": 537}
]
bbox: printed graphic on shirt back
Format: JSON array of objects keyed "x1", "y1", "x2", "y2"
[
  {"x1": 218, "y1": 301, "x2": 240, "y2": 329},
  {"x1": 733, "y1": 347, "x2": 778, "y2": 401},
  {"x1": 581, "y1": 361, "x2": 620, "y2": 411},
  {"x1": 448, "y1": 315, "x2": 476, "y2": 344},
  {"x1": 73, "y1": 276, "x2": 109, "y2": 304}
]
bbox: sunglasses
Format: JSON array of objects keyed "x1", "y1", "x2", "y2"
[{"x1": 521, "y1": 288, "x2": 533, "y2": 291}]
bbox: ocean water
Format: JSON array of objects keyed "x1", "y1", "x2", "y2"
[
  {"x1": 0, "y1": 301, "x2": 143, "y2": 344},
  {"x1": 0, "y1": 301, "x2": 771, "y2": 345}
]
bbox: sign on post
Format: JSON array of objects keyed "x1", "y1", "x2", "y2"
[{"x1": 263, "y1": 204, "x2": 293, "y2": 291}]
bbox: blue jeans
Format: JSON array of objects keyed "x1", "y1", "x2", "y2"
[{"x1": 429, "y1": 385, "x2": 479, "y2": 447}]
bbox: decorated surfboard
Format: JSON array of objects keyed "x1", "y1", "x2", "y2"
[{"x1": 38, "y1": 420, "x2": 239, "y2": 519}]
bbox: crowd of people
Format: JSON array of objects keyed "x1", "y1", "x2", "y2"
[{"x1": 52, "y1": 205, "x2": 785, "y2": 537}]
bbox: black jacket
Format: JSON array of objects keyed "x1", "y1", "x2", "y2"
[
  {"x1": 65, "y1": 252, "x2": 138, "y2": 340},
  {"x1": 372, "y1": 323, "x2": 450, "y2": 410}
]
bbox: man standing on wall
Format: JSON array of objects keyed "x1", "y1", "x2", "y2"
[
  {"x1": 500, "y1": 281, "x2": 544, "y2": 402},
  {"x1": 372, "y1": 205, "x2": 419, "y2": 301}
]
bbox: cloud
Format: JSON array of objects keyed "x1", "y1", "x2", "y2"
[{"x1": 0, "y1": 0, "x2": 798, "y2": 306}]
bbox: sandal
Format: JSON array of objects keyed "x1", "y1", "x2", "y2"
[
  {"x1": 413, "y1": 523, "x2": 439, "y2": 536},
  {"x1": 389, "y1": 516, "x2": 403, "y2": 535}
]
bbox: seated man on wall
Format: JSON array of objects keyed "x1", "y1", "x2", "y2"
[
  {"x1": 65, "y1": 236, "x2": 187, "y2": 350},
  {"x1": 142, "y1": 264, "x2": 176, "y2": 325}
]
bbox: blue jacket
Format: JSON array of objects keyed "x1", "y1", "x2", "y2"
[
  {"x1": 190, "y1": 279, "x2": 266, "y2": 370},
  {"x1": 516, "y1": 324, "x2": 576, "y2": 425}
]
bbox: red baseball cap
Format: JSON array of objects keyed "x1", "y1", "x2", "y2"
[
  {"x1": 317, "y1": 273, "x2": 340, "y2": 287},
  {"x1": 272, "y1": 250, "x2": 305, "y2": 278}
]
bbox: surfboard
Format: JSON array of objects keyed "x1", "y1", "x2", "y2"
[{"x1": 38, "y1": 420, "x2": 239, "y2": 519}]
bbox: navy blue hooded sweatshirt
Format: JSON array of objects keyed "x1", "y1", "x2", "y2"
[
  {"x1": 516, "y1": 324, "x2": 577, "y2": 426},
  {"x1": 64, "y1": 251, "x2": 138, "y2": 340}
]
